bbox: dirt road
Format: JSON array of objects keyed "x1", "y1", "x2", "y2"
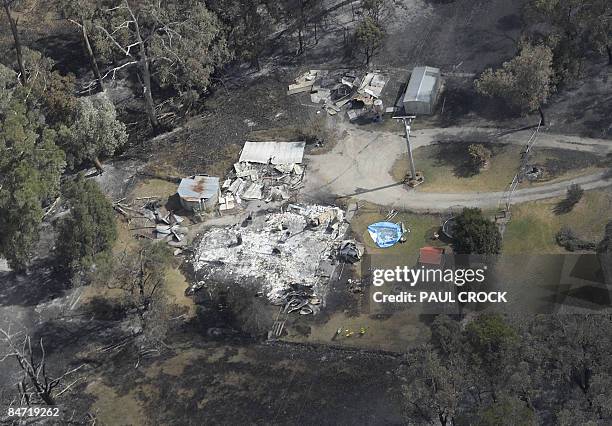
[{"x1": 304, "y1": 125, "x2": 612, "y2": 211}]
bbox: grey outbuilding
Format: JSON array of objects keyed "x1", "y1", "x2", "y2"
[
  {"x1": 402, "y1": 66, "x2": 441, "y2": 115},
  {"x1": 177, "y1": 175, "x2": 220, "y2": 212}
]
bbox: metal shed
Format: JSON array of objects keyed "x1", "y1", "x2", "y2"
[
  {"x1": 239, "y1": 141, "x2": 305, "y2": 165},
  {"x1": 177, "y1": 175, "x2": 220, "y2": 212},
  {"x1": 402, "y1": 66, "x2": 441, "y2": 115}
]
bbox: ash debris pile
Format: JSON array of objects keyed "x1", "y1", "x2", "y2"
[
  {"x1": 190, "y1": 204, "x2": 349, "y2": 312},
  {"x1": 218, "y1": 141, "x2": 306, "y2": 212},
  {"x1": 287, "y1": 69, "x2": 388, "y2": 120}
]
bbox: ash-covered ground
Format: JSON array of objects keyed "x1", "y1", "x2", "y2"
[{"x1": 192, "y1": 204, "x2": 347, "y2": 306}]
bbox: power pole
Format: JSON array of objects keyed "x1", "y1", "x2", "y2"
[{"x1": 394, "y1": 115, "x2": 424, "y2": 187}]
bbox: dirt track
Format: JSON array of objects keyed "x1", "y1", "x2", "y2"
[{"x1": 303, "y1": 124, "x2": 612, "y2": 211}]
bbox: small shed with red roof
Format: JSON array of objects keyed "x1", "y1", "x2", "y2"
[{"x1": 418, "y1": 246, "x2": 445, "y2": 267}]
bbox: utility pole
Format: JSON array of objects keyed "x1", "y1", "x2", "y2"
[{"x1": 393, "y1": 115, "x2": 424, "y2": 187}]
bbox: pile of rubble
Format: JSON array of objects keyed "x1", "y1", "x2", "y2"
[
  {"x1": 218, "y1": 162, "x2": 305, "y2": 212},
  {"x1": 190, "y1": 204, "x2": 350, "y2": 313},
  {"x1": 287, "y1": 69, "x2": 388, "y2": 118},
  {"x1": 113, "y1": 199, "x2": 188, "y2": 252}
]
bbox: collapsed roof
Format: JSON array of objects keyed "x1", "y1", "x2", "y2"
[{"x1": 239, "y1": 141, "x2": 306, "y2": 165}]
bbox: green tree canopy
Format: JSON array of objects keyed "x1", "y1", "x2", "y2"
[
  {"x1": 111, "y1": 241, "x2": 173, "y2": 345},
  {"x1": 403, "y1": 345, "x2": 462, "y2": 426},
  {"x1": 475, "y1": 43, "x2": 554, "y2": 116},
  {"x1": 0, "y1": 63, "x2": 18, "y2": 110},
  {"x1": 56, "y1": 173, "x2": 116, "y2": 275},
  {"x1": 468, "y1": 144, "x2": 492, "y2": 172},
  {"x1": 59, "y1": 92, "x2": 127, "y2": 170},
  {"x1": 452, "y1": 208, "x2": 502, "y2": 255},
  {"x1": 147, "y1": 1, "x2": 231, "y2": 96},
  {"x1": 475, "y1": 396, "x2": 536, "y2": 426},
  {"x1": 466, "y1": 314, "x2": 518, "y2": 364},
  {"x1": 525, "y1": 0, "x2": 612, "y2": 74},
  {"x1": 6, "y1": 48, "x2": 79, "y2": 128},
  {"x1": 208, "y1": 0, "x2": 273, "y2": 69},
  {"x1": 355, "y1": 16, "x2": 385, "y2": 66},
  {"x1": 92, "y1": 0, "x2": 232, "y2": 125},
  {"x1": 0, "y1": 99, "x2": 65, "y2": 270},
  {"x1": 57, "y1": 0, "x2": 105, "y2": 90}
]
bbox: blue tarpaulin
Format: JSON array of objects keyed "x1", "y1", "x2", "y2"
[{"x1": 367, "y1": 222, "x2": 404, "y2": 248}]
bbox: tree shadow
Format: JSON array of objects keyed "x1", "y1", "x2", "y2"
[
  {"x1": 0, "y1": 259, "x2": 71, "y2": 308},
  {"x1": 496, "y1": 14, "x2": 523, "y2": 32},
  {"x1": 553, "y1": 197, "x2": 580, "y2": 215},
  {"x1": 430, "y1": 140, "x2": 504, "y2": 178},
  {"x1": 438, "y1": 82, "x2": 518, "y2": 126}
]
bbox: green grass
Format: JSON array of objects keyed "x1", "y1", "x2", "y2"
[
  {"x1": 391, "y1": 143, "x2": 520, "y2": 192},
  {"x1": 391, "y1": 143, "x2": 604, "y2": 193},
  {"x1": 349, "y1": 203, "x2": 446, "y2": 267},
  {"x1": 503, "y1": 189, "x2": 612, "y2": 254}
]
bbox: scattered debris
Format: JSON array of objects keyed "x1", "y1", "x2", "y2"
[
  {"x1": 190, "y1": 204, "x2": 349, "y2": 310},
  {"x1": 524, "y1": 165, "x2": 544, "y2": 181},
  {"x1": 355, "y1": 72, "x2": 387, "y2": 105},
  {"x1": 218, "y1": 142, "x2": 307, "y2": 213},
  {"x1": 348, "y1": 279, "x2": 364, "y2": 294},
  {"x1": 288, "y1": 69, "x2": 388, "y2": 118},
  {"x1": 113, "y1": 197, "x2": 189, "y2": 248},
  {"x1": 338, "y1": 240, "x2": 364, "y2": 264},
  {"x1": 287, "y1": 70, "x2": 319, "y2": 95}
]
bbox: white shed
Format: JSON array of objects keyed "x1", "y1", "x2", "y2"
[{"x1": 402, "y1": 66, "x2": 441, "y2": 115}]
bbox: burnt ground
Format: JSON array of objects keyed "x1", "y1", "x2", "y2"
[
  {"x1": 379, "y1": 0, "x2": 525, "y2": 72},
  {"x1": 1, "y1": 1, "x2": 611, "y2": 423},
  {"x1": 93, "y1": 336, "x2": 406, "y2": 426},
  {"x1": 545, "y1": 60, "x2": 612, "y2": 139},
  {"x1": 120, "y1": 71, "x2": 319, "y2": 178},
  {"x1": 278, "y1": 0, "x2": 526, "y2": 74},
  {"x1": 0, "y1": 292, "x2": 407, "y2": 425}
]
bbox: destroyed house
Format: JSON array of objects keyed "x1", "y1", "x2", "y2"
[
  {"x1": 402, "y1": 66, "x2": 441, "y2": 115},
  {"x1": 177, "y1": 175, "x2": 220, "y2": 212},
  {"x1": 239, "y1": 141, "x2": 305, "y2": 165}
]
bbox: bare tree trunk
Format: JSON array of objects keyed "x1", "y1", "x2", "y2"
[
  {"x1": 297, "y1": 29, "x2": 304, "y2": 55},
  {"x1": 82, "y1": 21, "x2": 104, "y2": 92},
  {"x1": 251, "y1": 55, "x2": 261, "y2": 71},
  {"x1": 607, "y1": 44, "x2": 612, "y2": 66},
  {"x1": 1, "y1": 331, "x2": 83, "y2": 406},
  {"x1": 125, "y1": 0, "x2": 160, "y2": 132},
  {"x1": 538, "y1": 106, "x2": 546, "y2": 126},
  {"x1": 135, "y1": 45, "x2": 159, "y2": 131},
  {"x1": 93, "y1": 156, "x2": 104, "y2": 173},
  {"x1": 138, "y1": 61, "x2": 159, "y2": 133},
  {"x1": 3, "y1": 3, "x2": 27, "y2": 86}
]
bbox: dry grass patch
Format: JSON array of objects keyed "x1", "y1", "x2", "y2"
[{"x1": 503, "y1": 189, "x2": 612, "y2": 254}]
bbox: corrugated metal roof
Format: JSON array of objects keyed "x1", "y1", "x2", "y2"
[
  {"x1": 403, "y1": 66, "x2": 440, "y2": 103},
  {"x1": 177, "y1": 175, "x2": 219, "y2": 201},
  {"x1": 418, "y1": 246, "x2": 445, "y2": 265},
  {"x1": 239, "y1": 141, "x2": 306, "y2": 164}
]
